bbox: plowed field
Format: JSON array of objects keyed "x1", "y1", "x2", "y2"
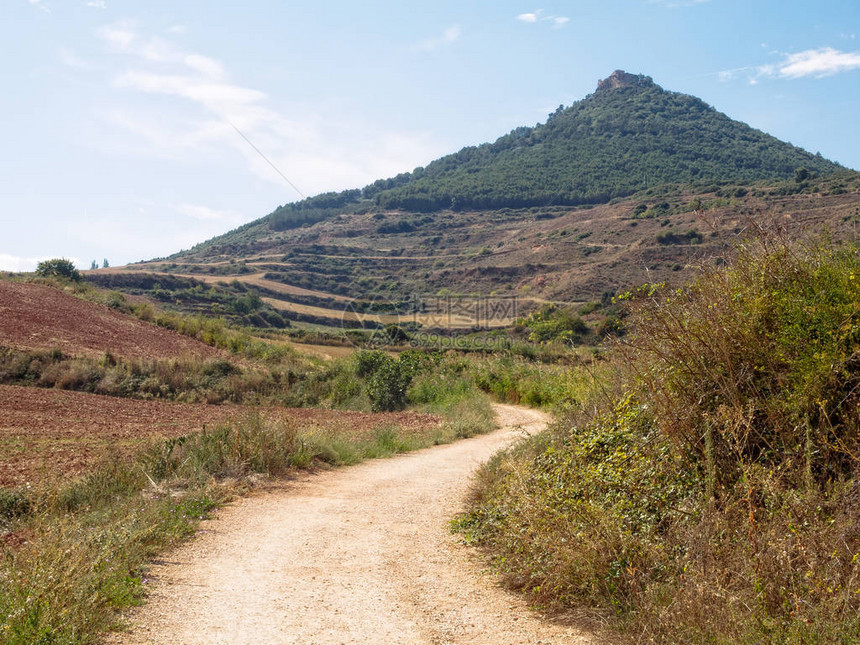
[
  {"x1": 0, "y1": 280, "x2": 224, "y2": 360},
  {"x1": 0, "y1": 385, "x2": 440, "y2": 487}
]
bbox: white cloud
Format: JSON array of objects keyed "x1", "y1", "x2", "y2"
[
  {"x1": 717, "y1": 66, "x2": 755, "y2": 83},
  {"x1": 0, "y1": 254, "x2": 81, "y2": 272},
  {"x1": 99, "y1": 22, "x2": 135, "y2": 49},
  {"x1": 100, "y1": 22, "x2": 268, "y2": 121},
  {"x1": 516, "y1": 10, "x2": 570, "y2": 28},
  {"x1": 100, "y1": 111, "x2": 221, "y2": 160},
  {"x1": 175, "y1": 203, "x2": 242, "y2": 223},
  {"x1": 115, "y1": 71, "x2": 267, "y2": 108},
  {"x1": 59, "y1": 48, "x2": 95, "y2": 70},
  {"x1": 27, "y1": 0, "x2": 51, "y2": 13},
  {"x1": 721, "y1": 47, "x2": 860, "y2": 84},
  {"x1": 415, "y1": 25, "x2": 461, "y2": 52},
  {"x1": 98, "y1": 21, "x2": 182, "y2": 64},
  {"x1": 184, "y1": 54, "x2": 224, "y2": 79},
  {"x1": 86, "y1": 0, "x2": 106, "y2": 9},
  {"x1": 138, "y1": 37, "x2": 176, "y2": 63},
  {"x1": 766, "y1": 47, "x2": 860, "y2": 79},
  {"x1": 166, "y1": 25, "x2": 187, "y2": 35},
  {"x1": 91, "y1": 22, "x2": 447, "y2": 198}
]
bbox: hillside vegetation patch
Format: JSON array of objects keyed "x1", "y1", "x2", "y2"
[{"x1": 457, "y1": 237, "x2": 860, "y2": 642}]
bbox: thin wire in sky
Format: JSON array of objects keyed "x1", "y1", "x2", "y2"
[{"x1": 228, "y1": 121, "x2": 306, "y2": 200}]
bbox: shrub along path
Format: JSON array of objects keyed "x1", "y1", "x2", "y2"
[{"x1": 107, "y1": 404, "x2": 605, "y2": 645}]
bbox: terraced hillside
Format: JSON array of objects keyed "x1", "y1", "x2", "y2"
[{"x1": 91, "y1": 184, "x2": 860, "y2": 332}]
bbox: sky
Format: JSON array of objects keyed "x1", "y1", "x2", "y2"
[{"x1": 2, "y1": 0, "x2": 859, "y2": 271}]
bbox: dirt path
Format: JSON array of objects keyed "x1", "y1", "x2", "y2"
[{"x1": 107, "y1": 405, "x2": 602, "y2": 645}]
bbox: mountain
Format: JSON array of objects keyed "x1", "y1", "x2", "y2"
[
  {"x1": 363, "y1": 70, "x2": 841, "y2": 212},
  {"x1": 260, "y1": 69, "x2": 841, "y2": 232},
  {"x1": 96, "y1": 71, "x2": 859, "y2": 332}
]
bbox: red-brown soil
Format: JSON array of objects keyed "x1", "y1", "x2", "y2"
[
  {"x1": 0, "y1": 385, "x2": 440, "y2": 488},
  {"x1": 0, "y1": 280, "x2": 224, "y2": 360}
]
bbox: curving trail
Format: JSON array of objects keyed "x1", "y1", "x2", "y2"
[{"x1": 108, "y1": 405, "x2": 602, "y2": 645}]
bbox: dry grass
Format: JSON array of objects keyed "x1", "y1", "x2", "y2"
[
  {"x1": 457, "y1": 235, "x2": 860, "y2": 643},
  {"x1": 0, "y1": 396, "x2": 490, "y2": 645}
]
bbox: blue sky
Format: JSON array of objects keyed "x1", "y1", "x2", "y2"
[{"x1": 2, "y1": 0, "x2": 858, "y2": 270}]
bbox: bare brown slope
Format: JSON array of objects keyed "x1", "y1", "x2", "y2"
[{"x1": 0, "y1": 280, "x2": 223, "y2": 360}]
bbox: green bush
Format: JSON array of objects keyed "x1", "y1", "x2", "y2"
[
  {"x1": 350, "y1": 349, "x2": 436, "y2": 412},
  {"x1": 355, "y1": 350, "x2": 390, "y2": 377},
  {"x1": 655, "y1": 229, "x2": 702, "y2": 245},
  {"x1": 519, "y1": 304, "x2": 590, "y2": 345},
  {"x1": 365, "y1": 355, "x2": 412, "y2": 412},
  {"x1": 35, "y1": 258, "x2": 80, "y2": 281}
]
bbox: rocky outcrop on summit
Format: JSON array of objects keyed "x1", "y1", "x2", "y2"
[{"x1": 596, "y1": 70, "x2": 654, "y2": 92}]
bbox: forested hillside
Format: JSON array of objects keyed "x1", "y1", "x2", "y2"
[{"x1": 263, "y1": 70, "x2": 841, "y2": 230}]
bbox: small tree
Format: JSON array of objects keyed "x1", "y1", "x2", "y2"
[
  {"x1": 102, "y1": 258, "x2": 110, "y2": 268},
  {"x1": 356, "y1": 350, "x2": 423, "y2": 412},
  {"x1": 90, "y1": 260, "x2": 98, "y2": 270},
  {"x1": 35, "y1": 258, "x2": 80, "y2": 281}
]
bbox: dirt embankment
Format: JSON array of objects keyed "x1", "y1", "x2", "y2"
[{"x1": 108, "y1": 405, "x2": 608, "y2": 645}]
